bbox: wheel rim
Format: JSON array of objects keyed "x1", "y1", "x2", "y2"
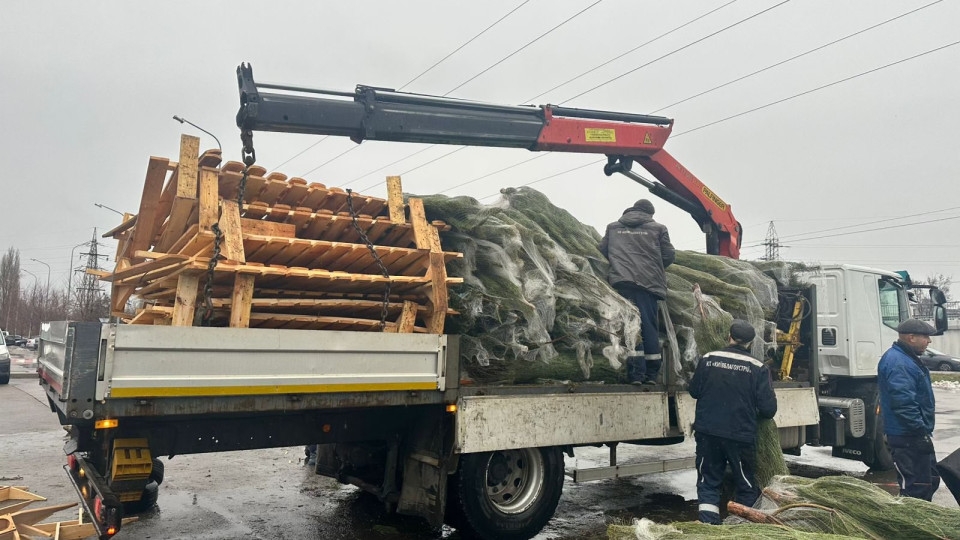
[{"x1": 483, "y1": 448, "x2": 545, "y2": 514}]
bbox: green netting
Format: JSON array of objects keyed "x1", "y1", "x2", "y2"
[
  {"x1": 417, "y1": 187, "x2": 805, "y2": 384},
  {"x1": 607, "y1": 519, "x2": 864, "y2": 540},
  {"x1": 756, "y1": 418, "x2": 790, "y2": 488}
]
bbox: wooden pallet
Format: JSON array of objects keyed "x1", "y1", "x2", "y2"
[{"x1": 103, "y1": 137, "x2": 461, "y2": 333}]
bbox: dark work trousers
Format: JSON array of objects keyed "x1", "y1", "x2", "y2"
[
  {"x1": 695, "y1": 432, "x2": 760, "y2": 525},
  {"x1": 615, "y1": 284, "x2": 662, "y2": 382},
  {"x1": 887, "y1": 434, "x2": 941, "y2": 501}
]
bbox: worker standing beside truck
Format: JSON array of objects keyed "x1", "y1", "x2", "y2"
[
  {"x1": 877, "y1": 318, "x2": 940, "y2": 501},
  {"x1": 600, "y1": 199, "x2": 675, "y2": 384},
  {"x1": 689, "y1": 320, "x2": 778, "y2": 525}
]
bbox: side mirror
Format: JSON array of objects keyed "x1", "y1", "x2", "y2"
[
  {"x1": 934, "y1": 306, "x2": 948, "y2": 336},
  {"x1": 931, "y1": 288, "x2": 947, "y2": 306},
  {"x1": 908, "y1": 291, "x2": 917, "y2": 302}
]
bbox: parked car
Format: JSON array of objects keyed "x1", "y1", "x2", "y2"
[
  {"x1": 0, "y1": 330, "x2": 10, "y2": 385},
  {"x1": 25, "y1": 337, "x2": 38, "y2": 350},
  {"x1": 4, "y1": 334, "x2": 22, "y2": 347},
  {"x1": 921, "y1": 347, "x2": 960, "y2": 372}
]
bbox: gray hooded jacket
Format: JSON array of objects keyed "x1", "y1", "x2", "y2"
[{"x1": 600, "y1": 209, "x2": 675, "y2": 298}]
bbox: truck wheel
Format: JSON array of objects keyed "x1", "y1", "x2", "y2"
[
  {"x1": 150, "y1": 458, "x2": 164, "y2": 485},
  {"x1": 449, "y1": 447, "x2": 564, "y2": 540},
  {"x1": 122, "y1": 480, "x2": 159, "y2": 514},
  {"x1": 0, "y1": 373, "x2": 8, "y2": 385},
  {"x1": 938, "y1": 362, "x2": 953, "y2": 372},
  {"x1": 864, "y1": 410, "x2": 895, "y2": 471}
]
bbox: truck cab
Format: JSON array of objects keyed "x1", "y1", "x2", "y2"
[{"x1": 802, "y1": 264, "x2": 948, "y2": 469}]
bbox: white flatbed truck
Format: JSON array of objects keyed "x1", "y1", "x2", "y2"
[{"x1": 38, "y1": 319, "x2": 819, "y2": 539}]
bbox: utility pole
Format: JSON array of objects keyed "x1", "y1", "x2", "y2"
[
  {"x1": 74, "y1": 228, "x2": 109, "y2": 321},
  {"x1": 761, "y1": 221, "x2": 781, "y2": 261}
]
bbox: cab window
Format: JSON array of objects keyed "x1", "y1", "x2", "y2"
[{"x1": 878, "y1": 279, "x2": 908, "y2": 330}]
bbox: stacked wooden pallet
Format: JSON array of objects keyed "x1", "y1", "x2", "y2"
[{"x1": 101, "y1": 134, "x2": 462, "y2": 333}]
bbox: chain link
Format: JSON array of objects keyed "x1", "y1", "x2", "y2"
[
  {"x1": 345, "y1": 189, "x2": 391, "y2": 330},
  {"x1": 200, "y1": 129, "x2": 255, "y2": 325}
]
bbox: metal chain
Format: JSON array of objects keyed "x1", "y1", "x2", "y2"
[
  {"x1": 345, "y1": 189, "x2": 391, "y2": 330},
  {"x1": 200, "y1": 129, "x2": 256, "y2": 325}
]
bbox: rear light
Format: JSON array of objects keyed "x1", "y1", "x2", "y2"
[
  {"x1": 107, "y1": 527, "x2": 116, "y2": 535},
  {"x1": 67, "y1": 454, "x2": 78, "y2": 471},
  {"x1": 94, "y1": 496, "x2": 104, "y2": 520}
]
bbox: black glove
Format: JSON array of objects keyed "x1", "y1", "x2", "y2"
[{"x1": 918, "y1": 434, "x2": 935, "y2": 454}]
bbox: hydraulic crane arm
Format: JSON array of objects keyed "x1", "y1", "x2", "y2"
[{"x1": 235, "y1": 63, "x2": 742, "y2": 258}]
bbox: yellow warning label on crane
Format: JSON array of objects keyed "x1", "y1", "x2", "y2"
[
  {"x1": 643, "y1": 133, "x2": 653, "y2": 144},
  {"x1": 585, "y1": 128, "x2": 616, "y2": 142},
  {"x1": 702, "y1": 186, "x2": 727, "y2": 211}
]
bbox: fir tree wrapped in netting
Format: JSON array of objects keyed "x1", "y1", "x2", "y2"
[
  {"x1": 418, "y1": 187, "x2": 805, "y2": 384},
  {"x1": 607, "y1": 518, "x2": 864, "y2": 539}
]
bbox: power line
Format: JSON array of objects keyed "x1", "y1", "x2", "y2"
[
  {"x1": 744, "y1": 205, "x2": 960, "y2": 246},
  {"x1": 398, "y1": 0, "x2": 532, "y2": 91},
  {"x1": 561, "y1": 0, "x2": 792, "y2": 104},
  {"x1": 475, "y1": 39, "x2": 960, "y2": 201},
  {"x1": 357, "y1": 146, "x2": 469, "y2": 193},
  {"x1": 439, "y1": 154, "x2": 549, "y2": 194},
  {"x1": 270, "y1": 136, "x2": 329, "y2": 171},
  {"x1": 294, "y1": 0, "x2": 546, "y2": 180},
  {"x1": 778, "y1": 214, "x2": 960, "y2": 243},
  {"x1": 444, "y1": 0, "x2": 605, "y2": 96},
  {"x1": 343, "y1": 146, "x2": 437, "y2": 187},
  {"x1": 673, "y1": 39, "x2": 960, "y2": 138},
  {"x1": 650, "y1": 0, "x2": 944, "y2": 114},
  {"x1": 299, "y1": 145, "x2": 361, "y2": 177},
  {"x1": 525, "y1": 0, "x2": 739, "y2": 103},
  {"x1": 479, "y1": 157, "x2": 604, "y2": 200}
]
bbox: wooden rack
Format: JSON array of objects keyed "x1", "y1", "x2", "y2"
[{"x1": 101, "y1": 134, "x2": 461, "y2": 333}]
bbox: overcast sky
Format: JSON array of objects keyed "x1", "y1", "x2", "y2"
[{"x1": 2, "y1": 0, "x2": 958, "y2": 292}]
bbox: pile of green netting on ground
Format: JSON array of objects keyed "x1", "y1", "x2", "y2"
[
  {"x1": 417, "y1": 187, "x2": 804, "y2": 384},
  {"x1": 607, "y1": 475, "x2": 960, "y2": 539}
]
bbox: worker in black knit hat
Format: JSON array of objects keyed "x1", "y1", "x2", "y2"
[
  {"x1": 600, "y1": 198, "x2": 675, "y2": 384},
  {"x1": 688, "y1": 319, "x2": 778, "y2": 525}
]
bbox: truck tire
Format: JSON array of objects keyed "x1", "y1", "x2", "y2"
[
  {"x1": 150, "y1": 458, "x2": 165, "y2": 485},
  {"x1": 448, "y1": 447, "x2": 564, "y2": 540},
  {"x1": 864, "y1": 414, "x2": 895, "y2": 471},
  {"x1": 0, "y1": 373, "x2": 8, "y2": 385},
  {"x1": 122, "y1": 480, "x2": 159, "y2": 515}
]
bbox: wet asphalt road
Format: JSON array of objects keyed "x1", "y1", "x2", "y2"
[{"x1": 2, "y1": 354, "x2": 958, "y2": 539}]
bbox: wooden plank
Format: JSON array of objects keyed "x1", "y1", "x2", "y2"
[
  {"x1": 176, "y1": 134, "x2": 201, "y2": 197},
  {"x1": 171, "y1": 272, "x2": 200, "y2": 326},
  {"x1": 104, "y1": 254, "x2": 190, "y2": 282},
  {"x1": 279, "y1": 178, "x2": 309, "y2": 206},
  {"x1": 219, "y1": 200, "x2": 245, "y2": 262},
  {"x1": 155, "y1": 197, "x2": 196, "y2": 252},
  {"x1": 198, "y1": 166, "x2": 219, "y2": 234},
  {"x1": 407, "y1": 198, "x2": 441, "y2": 252},
  {"x1": 396, "y1": 301, "x2": 418, "y2": 333},
  {"x1": 127, "y1": 157, "x2": 170, "y2": 259},
  {"x1": 424, "y1": 252, "x2": 449, "y2": 333},
  {"x1": 103, "y1": 214, "x2": 137, "y2": 239},
  {"x1": 386, "y1": 176, "x2": 405, "y2": 224},
  {"x1": 229, "y1": 274, "x2": 256, "y2": 328},
  {"x1": 240, "y1": 218, "x2": 295, "y2": 238}
]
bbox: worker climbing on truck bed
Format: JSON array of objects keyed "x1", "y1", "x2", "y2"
[
  {"x1": 689, "y1": 320, "x2": 778, "y2": 524},
  {"x1": 600, "y1": 199, "x2": 675, "y2": 384}
]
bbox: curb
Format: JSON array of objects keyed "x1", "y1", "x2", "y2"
[{"x1": 10, "y1": 371, "x2": 38, "y2": 379}]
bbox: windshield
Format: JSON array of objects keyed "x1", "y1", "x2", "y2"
[{"x1": 878, "y1": 279, "x2": 909, "y2": 330}]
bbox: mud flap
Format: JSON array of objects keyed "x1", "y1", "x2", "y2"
[{"x1": 397, "y1": 413, "x2": 450, "y2": 528}]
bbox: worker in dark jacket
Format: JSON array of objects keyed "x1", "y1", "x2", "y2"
[
  {"x1": 689, "y1": 320, "x2": 778, "y2": 525},
  {"x1": 600, "y1": 199, "x2": 675, "y2": 384},
  {"x1": 878, "y1": 318, "x2": 940, "y2": 501}
]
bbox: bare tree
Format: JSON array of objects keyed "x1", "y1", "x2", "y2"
[
  {"x1": 923, "y1": 273, "x2": 953, "y2": 301},
  {"x1": 0, "y1": 248, "x2": 21, "y2": 331}
]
